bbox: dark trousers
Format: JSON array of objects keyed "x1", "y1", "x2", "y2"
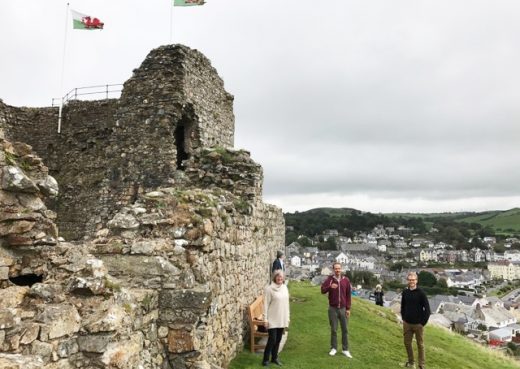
[
  {"x1": 263, "y1": 328, "x2": 284, "y2": 362},
  {"x1": 328, "y1": 306, "x2": 348, "y2": 350},
  {"x1": 403, "y1": 321, "x2": 425, "y2": 367}
]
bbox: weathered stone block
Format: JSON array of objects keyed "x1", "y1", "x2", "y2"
[
  {"x1": 30, "y1": 283, "x2": 62, "y2": 303},
  {"x1": 107, "y1": 213, "x2": 139, "y2": 229},
  {"x1": 101, "y1": 333, "x2": 143, "y2": 368},
  {"x1": 0, "y1": 219, "x2": 36, "y2": 235},
  {"x1": 0, "y1": 353, "x2": 43, "y2": 369},
  {"x1": 36, "y1": 175, "x2": 59, "y2": 198},
  {"x1": 6, "y1": 234, "x2": 33, "y2": 246},
  {"x1": 0, "y1": 266, "x2": 9, "y2": 280},
  {"x1": 0, "y1": 308, "x2": 16, "y2": 329},
  {"x1": 20, "y1": 323, "x2": 40, "y2": 345},
  {"x1": 17, "y1": 194, "x2": 45, "y2": 211},
  {"x1": 100, "y1": 255, "x2": 180, "y2": 277},
  {"x1": 1, "y1": 166, "x2": 39, "y2": 193},
  {"x1": 159, "y1": 289, "x2": 212, "y2": 311},
  {"x1": 167, "y1": 328, "x2": 194, "y2": 353},
  {"x1": 30, "y1": 340, "x2": 53, "y2": 362},
  {"x1": 36, "y1": 305, "x2": 80, "y2": 339},
  {"x1": 57, "y1": 338, "x2": 79, "y2": 358},
  {"x1": 83, "y1": 305, "x2": 126, "y2": 333},
  {"x1": 77, "y1": 334, "x2": 113, "y2": 353},
  {"x1": 0, "y1": 255, "x2": 14, "y2": 266},
  {"x1": 130, "y1": 238, "x2": 170, "y2": 255}
]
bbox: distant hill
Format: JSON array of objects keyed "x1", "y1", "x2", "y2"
[
  {"x1": 285, "y1": 207, "x2": 520, "y2": 238},
  {"x1": 229, "y1": 282, "x2": 520, "y2": 369},
  {"x1": 455, "y1": 208, "x2": 520, "y2": 235}
]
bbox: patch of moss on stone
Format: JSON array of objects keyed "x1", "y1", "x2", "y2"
[
  {"x1": 233, "y1": 198, "x2": 250, "y2": 214},
  {"x1": 213, "y1": 146, "x2": 234, "y2": 164},
  {"x1": 104, "y1": 277, "x2": 122, "y2": 292}
]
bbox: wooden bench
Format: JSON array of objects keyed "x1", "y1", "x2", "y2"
[{"x1": 248, "y1": 295, "x2": 268, "y2": 352}]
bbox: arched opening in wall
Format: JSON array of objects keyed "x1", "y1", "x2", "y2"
[
  {"x1": 174, "y1": 112, "x2": 196, "y2": 170},
  {"x1": 174, "y1": 122, "x2": 188, "y2": 170},
  {"x1": 9, "y1": 274, "x2": 43, "y2": 287}
]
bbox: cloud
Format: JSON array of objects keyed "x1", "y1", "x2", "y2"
[{"x1": 1, "y1": 0, "x2": 519, "y2": 212}]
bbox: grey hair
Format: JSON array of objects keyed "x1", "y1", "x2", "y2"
[{"x1": 272, "y1": 269, "x2": 285, "y2": 282}]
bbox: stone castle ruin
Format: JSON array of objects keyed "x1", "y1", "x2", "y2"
[{"x1": 0, "y1": 45, "x2": 285, "y2": 369}]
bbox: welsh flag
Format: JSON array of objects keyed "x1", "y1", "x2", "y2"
[
  {"x1": 174, "y1": 0, "x2": 205, "y2": 6},
  {"x1": 71, "y1": 9, "x2": 104, "y2": 30}
]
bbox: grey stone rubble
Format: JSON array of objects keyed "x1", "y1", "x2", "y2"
[{"x1": 0, "y1": 44, "x2": 285, "y2": 369}]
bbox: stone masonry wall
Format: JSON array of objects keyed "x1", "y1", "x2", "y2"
[
  {"x1": 93, "y1": 187, "x2": 284, "y2": 368},
  {"x1": 0, "y1": 44, "x2": 285, "y2": 369},
  {"x1": 0, "y1": 125, "x2": 166, "y2": 369},
  {"x1": 1, "y1": 99, "x2": 119, "y2": 240},
  {"x1": 2, "y1": 45, "x2": 236, "y2": 241},
  {"x1": 0, "y1": 132, "x2": 284, "y2": 368}
]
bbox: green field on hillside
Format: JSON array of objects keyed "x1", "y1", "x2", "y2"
[
  {"x1": 229, "y1": 282, "x2": 520, "y2": 369},
  {"x1": 457, "y1": 208, "x2": 520, "y2": 234}
]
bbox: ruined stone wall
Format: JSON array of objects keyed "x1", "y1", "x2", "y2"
[
  {"x1": 0, "y1": 127, "x2": 164, "y2": 369},
  {"x1": 1, "y1": 99, "x2": 120, "y2": 240},
  {"x1": 0, "y1": 101, "x2": 58, "y2": 162},
  {"x1": 0, "y1": 44, "x2": 285, "y2": 369},
  {"x1": 94, "y1": 186, "x2": 284, "y2": 368},
  {"x1": 2, "y1": 45, "x2": 236, "y2": 241}
]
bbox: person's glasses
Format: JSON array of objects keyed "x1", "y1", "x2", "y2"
[{"x1": 407, "y1": 278, "x2": 417, "y2": 281}]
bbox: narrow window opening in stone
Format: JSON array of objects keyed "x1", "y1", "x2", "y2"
[
  {"x1": 9, "y1": 274, "x2": 43, "y2": 287},
  {"x1": 175, "y1": 121, "x2": 189, "y2": 170},
  {"x1": 70, "y1": 288, "x2": 95, "y2": 296}
]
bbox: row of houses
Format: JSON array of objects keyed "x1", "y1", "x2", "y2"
[
  {"x1": 426, "y1": 295, "x2": 520, "y2": 343},
  {"x1": 489, "y1": 261, "x2": 520, "y2": 281}
]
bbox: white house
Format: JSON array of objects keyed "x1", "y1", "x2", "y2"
[
  {"x1": 477, "y1": 306, "x2": 517, "y2": 329},
  {"x1": 488, "y1": 261, "x2": 520, "y2": 280},
  {"x1": 489, "y1": 328, "x2": 512, "y2": 342},
  {"x1": 290, "y1": 255, "x2": 301, "y2": 267},
  {"x1": 335, "y1": 252, "x2": 349, "y2": 265},
  {"x1": 505, "y1": 250, "x2": 520, "y2": 262},
  {"x1": 377, "y1": 244, "x2": 387, "y2": 253},
  {"x1": 357, "y1": 257, "x2": 376, "y2": 270},
  {"x1": 420, "y1": 249, "x2": 438, "y2": 262}
]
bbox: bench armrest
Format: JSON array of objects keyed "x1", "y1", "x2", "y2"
[{"x1": 252, "y1": 319, "x2": 267, "y2": 326}]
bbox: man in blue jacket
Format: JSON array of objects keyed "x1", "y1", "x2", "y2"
[
  {"x1": 321, "y1": 262, "x2": 352, "y2": 359},
  {"x1": 272, "y1": 251, "x2": 285, "y2": 273},
  {"x1": 400, "y1": 271, "x2": 431, "y2": 369}
]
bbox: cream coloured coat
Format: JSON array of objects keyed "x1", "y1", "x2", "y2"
[{"x1": 264, "y1": 282, "x2": 290, "y2": 329}]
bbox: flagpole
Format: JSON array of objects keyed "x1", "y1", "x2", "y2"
[
  {"x1": 169, "y1": 2, "x2": 174, "y2": 44},
  {"x1": 58, "y1": 3, "x2": 70, "y2": 134}
]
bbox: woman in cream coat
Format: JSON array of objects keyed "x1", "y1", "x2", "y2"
[{"x1": 262, "y1": 270, "x2": 290, "y2": 366}]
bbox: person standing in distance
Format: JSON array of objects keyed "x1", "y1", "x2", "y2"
[
  {"x1": 272, "y1": 251, "x2": 285, "y2": 273},
  {"x1": 320, "y1": 262, "x2": 352, "y2": 358},
  {"x1": 262, "y1": 270, "x2": 290, "y2": 366},
  {"x1": 401, "y1": 271, "x2": 431, "y2": 369},
  {"x1": 374, "y1": 284, "x2": 384, "y2": 307}
]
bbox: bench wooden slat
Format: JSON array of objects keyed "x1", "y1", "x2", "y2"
[{"x1": 248, "y1": 295, "x2": 268, "y2": 352}]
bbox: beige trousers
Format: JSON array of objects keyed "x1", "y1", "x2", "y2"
[{"x1": 403, "y1": 321, "x2": 425, "y2": 367}]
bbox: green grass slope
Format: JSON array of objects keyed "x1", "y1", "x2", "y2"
[
  {"x1": 229, "y1": 282, "x2": 520, "y2": 369},
  {"x1": 457, "y1": 208, "x2": 520, "y2": 234}
]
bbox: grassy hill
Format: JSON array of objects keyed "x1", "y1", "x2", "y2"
[
  {"x1": 456, "y1": 208, "x2": 520, "y2": 234},
  {"x1": 229, "y1": 282, "x2": 520, "y2": 369}
]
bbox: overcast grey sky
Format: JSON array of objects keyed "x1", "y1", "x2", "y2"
[{"x1": 1, "y1": 0, "x2": 519, "y2": 213}]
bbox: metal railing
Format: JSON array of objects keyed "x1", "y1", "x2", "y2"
[{"x1": 52, "y1": 84, "x2": 123, "y2": 107}]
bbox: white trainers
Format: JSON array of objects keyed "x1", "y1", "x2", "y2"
[
  {"x1": 329, "y1": 348, "x2": 337, "y2": 356},
  {"x1": 343, "y1": 350, "x2": 353, "y2": 358}
]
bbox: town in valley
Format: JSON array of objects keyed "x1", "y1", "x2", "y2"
[{"x1": 284, "y1": 208, "x2": 520, "y2": 356}]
